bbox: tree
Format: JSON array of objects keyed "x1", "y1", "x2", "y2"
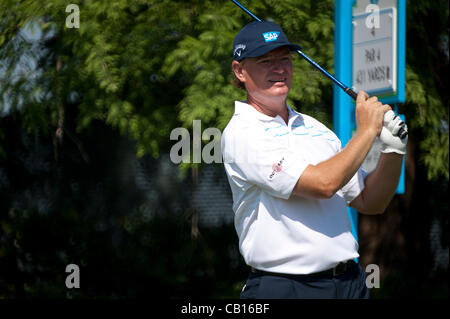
[
  {"x1": 2, "y1": 0, "x2": 447, "y2": 179},
  {"x1": 403, "y1": 1, "x2": 449, "y2": 181},
  {"x1": 1, "y1": 0, "x2": 198, "y2": 158},
  {"x1": 0, "y1": 0, "x2": 448, "y2": 298}
]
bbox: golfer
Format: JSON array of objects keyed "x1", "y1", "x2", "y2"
[{"x1": 221, "y1": 21, "x2": 407, "y2": 299}]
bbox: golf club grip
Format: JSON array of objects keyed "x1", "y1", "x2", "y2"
[
  {"x1": 346, "y1": 88, "x2": 408, "y2": 138},
  {"x1": 344, "y1": 87, "x2": 358, "y2": 100},
  {"x1": 397, "y1": 125, "x2": 408, "y2": 139}
]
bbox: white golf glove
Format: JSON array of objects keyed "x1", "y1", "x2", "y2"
[{"x1": 380, "y1": 110, "x2": 408, "y2": 155}]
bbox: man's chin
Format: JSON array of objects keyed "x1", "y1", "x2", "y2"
[{"x1": 266, "y1": 86, "x2": 290, "y2": 97}]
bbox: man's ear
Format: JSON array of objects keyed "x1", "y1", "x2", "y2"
[{"x1": 232, "y1": 60, "x2": 246, "y2": 83}]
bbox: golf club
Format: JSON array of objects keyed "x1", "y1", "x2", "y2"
[{"x1": 231, "y1": 0, "x2": 408, "y2": 139}]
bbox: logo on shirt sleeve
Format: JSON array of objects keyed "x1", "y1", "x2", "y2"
[{"x1": 269, "y1": 157, "x2": 284, "y2": 180}]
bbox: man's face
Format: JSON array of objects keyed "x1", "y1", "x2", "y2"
[{"x1": 233, "y1": 46, "x2": 293, "y2": 101}]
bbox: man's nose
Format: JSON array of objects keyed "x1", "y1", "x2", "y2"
[{"x1": 272, "y1": 61, "x2": 287, "y2": 73}]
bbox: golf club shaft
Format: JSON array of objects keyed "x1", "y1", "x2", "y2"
[{"x1": 230, "y1": 0, "x2": 407, "y2": 138}]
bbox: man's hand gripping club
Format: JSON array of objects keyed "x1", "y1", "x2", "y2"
[
  {"x1": 380, "y1": 111, "x2": 408, "y2": 155},
  {"x1": 356, "y1": 92, "x2": 408, "y2": 155}
]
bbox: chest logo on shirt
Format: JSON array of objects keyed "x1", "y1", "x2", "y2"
[{"x1": 269, "y1": 157, "x2": 284, "y2": 180}]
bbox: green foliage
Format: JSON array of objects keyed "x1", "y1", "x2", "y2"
[
  {"x1": 0, "y1": 0, "x2": 448, "y2": 300},
  {"x1": 1, "y1": 0, "x2": 446, "y2": 180},
  {"x1": 403, "y1": 0, "x2": 449, "y2": 180},
  {"x1": 1, "y1": 0, "x2": 195, "y2": 158},
  {"x1": 163, "y1": 0, "x2": 336, "y2": 132},
  {"x1": 0, "y1": 116, "x2": 248, "y2": 298},
  {"x1": 405, "y1": 62, "x2": 449, "y2": 180},
  {"x1": 1, "y1": 206, "x2": 247, "y2": 298}
]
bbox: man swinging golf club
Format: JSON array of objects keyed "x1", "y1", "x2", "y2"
[{"x1": 221, "y1": 21, "x2": 407, "y2": 299}]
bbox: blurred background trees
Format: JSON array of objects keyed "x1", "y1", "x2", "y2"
[{"x1": 0, "y1": 0, "x2": 447, "y2": 298}]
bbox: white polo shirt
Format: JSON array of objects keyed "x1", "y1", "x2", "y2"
[{"x1": 222, "y1": 101, "x2": 367, "y2": 275}]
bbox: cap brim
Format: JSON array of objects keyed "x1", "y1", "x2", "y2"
[{"x1": 239, "y1": 42, "x2": 302, "y2": 61}]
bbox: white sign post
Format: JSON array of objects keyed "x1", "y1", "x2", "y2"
[
  {"x1": 351, "y1": 0, "x2": 405, "y2": 193},
  {"x1": 352, "y1": 7, "x2": 397, "y2": 95}
]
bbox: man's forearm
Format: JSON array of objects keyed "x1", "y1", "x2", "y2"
[
  {"x1": 351, "y1": 153, "x2": 403, "y2": 214},
  {"x1": 293, "y1": 130, "x2": 376, "y2": 199},
  {"x1": 321, "y1": 130, "x2": 377, "y2": 193}
]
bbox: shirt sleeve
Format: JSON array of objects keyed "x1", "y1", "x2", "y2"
[
  {"x1": 338, "y1": 168, "x2": 369, "y2": 205},
  {"x1": 222, "y1": 126, "x2": 309, "y2": 200}
]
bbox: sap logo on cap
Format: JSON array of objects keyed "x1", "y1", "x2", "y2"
[{"x1": 263, "y1": 31, "x2": 280, "y2": 42}]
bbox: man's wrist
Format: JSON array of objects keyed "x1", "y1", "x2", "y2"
[{"x1": 355, "y1": 128, "x2": 378, "y2": 142}]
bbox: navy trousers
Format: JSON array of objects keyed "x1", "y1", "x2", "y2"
[{"x1": 240, "y1": 261, "x2": 370, "y2": 299}]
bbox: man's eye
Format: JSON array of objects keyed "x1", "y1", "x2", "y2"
[{"x1": 260, "y1": 60, "x2": 270, "y2": 64}]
